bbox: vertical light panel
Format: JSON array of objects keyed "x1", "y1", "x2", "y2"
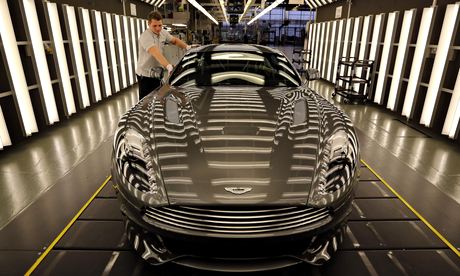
[
  {"x1": 104, "y1": 13, "x2": 120, "y2": 93},
  {"x1": 0, "y1": 0, "x2": 38, "y2": 135},
  {"x1": 402, "y1": 7, "x2": 435, "y2": 118},
  {"x1": 374, "y1": 11, "x2": 398, "y2": 104},
  {"x1": 340, "y1": 18, "x2": 353, "y2": 77},
  {"x1": 367, "y1": 13, "x2": 385, "y2": 100},
  {"x1": 332, "y1": 19, "x2": 344, "y2": 83},
  {"x1": 45, "y1": 2, "x2": 76, "y2": 116},
  {"x1": 93, "y1": 10, "x2": 112, "y2": 97},
  {"x1": 81, "y1": 8, "x2": 102, "y2": 103},
  {"x1": 442, "y1": 69, "x2": 460, "y2": 138},
  {"x1": 123, "y1": 16, "x2": 134, "y2": 85},
  {"x1": 321, "y1": 21, "x2": 331, "y2": 79},
  {"x1": 318, "y1": 23, "x2": 325, "y2": 76},
  {"x1": 22, "y1": 0, "x2": 59, "y2": 125},
  {"x1": 115, "y1": 15, "x2": 128, "y2": 89},
  {"x1": 350, "y1": 17, "x2": 361, "y2": 59},
  {"x1": 307, "y1": 23, "x2": 313, "y2": 58},
  {"x1": 310, "y1": 23, "x2": 317, "y2": 68},
  {"x1": 327, "y1": 20, "x2": 337, "y2": 81},
  {"x1": 0, "y1": 107, "x2": 12, "y2": 148},
  {"x1": 314, "y1": 23, "x2": 321, "y2": 69},
  {"x1": 64, "y1": 5, "x2": 90, "y2": 108},
  {"x1": 130, "y1": 17, "x2": 138, "y2": 76},
  {"x1": 420, "y1": 3, "x2": 459, "y2": 127},
  {"x1": 354, "y1": 15, "x2": 371, "y2": 92},
  {"x1": 387, "y1": 9, "x2": 416, "y2": 111}
]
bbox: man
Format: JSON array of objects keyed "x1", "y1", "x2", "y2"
[{"x1": 136, "y1": 11, "x2": 191, "y2": 100}]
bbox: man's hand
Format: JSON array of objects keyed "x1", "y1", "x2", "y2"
[
  {"x1": 166, "y1": 64, "x2": 174, "y2": 75},
  {"x1": 186, "y1": 44, "x2": 200, "y2": 50}
]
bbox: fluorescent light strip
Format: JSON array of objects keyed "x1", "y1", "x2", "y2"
[
  {"x1": 304, "y1": 0, "x2": 313, "y2": 9},
  {"x1": 158, "y1": 0, "x2": 166, "y2": 7},
  {"x1": 240, "y1": 0, "x2": 254, "y2": 22},
  {"x1": 115, "y1": 15, "x2": 128, "y2": 88},
  {"x1": 94, "y1": 11, "x2": 112, "y2": 97},
  {"x1": 442, "y1": 69, "x2": 460, "y2": 138},
  {"x1": 187, "y1": 0, "x2": 218, "y2": 25},
  {"x1": 219, "y1": 0, "x2": 229, "y2": 23},
  {"x1": 45, "y1": 2, "x2": 76, "y2": 115},
  {"x1": 354, "y1": 15, "x2": 370, "y2": 91},
  {"x1": 318, "y1": 23, "x2": 324, "y2": 76},
  {"x1": 248, "y1": 0, "x2": 284, "y2": 25},
  {"x1": 0, "y1": 106, "x2": 12, "y2": 148},
  {"x1": 322, "y1": 21, "x2": 330, "y2": 79},
  {"x1": 326, "y1": 20, "x2": 337, "y2": 81},
  {"x1": 311, "y1": 23, "x2": 317, "y2": 69},
  {"x1": 387, "y1": 9, "x2": 415, "y2": 111},
  {"x1": 123, "y1": 16, "x2": 134, "y2": 85},
  {"x1": 65, "y1": 5, "x2": 91, "y2": 108},
  {"x1": 332, "y1": 19, "x2": 344, "y2": 83},
  {"x1": 340, "y1": 18, "x2": 352, "y2": 77},
  {"x1": 350, "y1": 17, "x2": 360, "y2": 59},
  {"x1": 374, "y1": 11, "x2": 397, "y2": 104},
  {"x1": 314, "y1": 23, "x2": 320, "y2": 69},
  {"x1": 81, "y1": 8, "x2": 102, "y2": 102},
  {"x1": 23, "y1": 0, "x2": 59, "y2": 124},
  {"x1": 420, "y1": 3, "x2": 459, "y2": 127},
  {"x1": 105, "y1": 13, "x2": 120, "y2": 92},
  {"x1": 0, "y1": 0, "x2": 38, "y2": 136},
  {"x1": 402, "y1": 7, "x2": 434, "y2": 118},
  {"x1": 130, "y1": 18, "x2": 138, "y2": 75}
]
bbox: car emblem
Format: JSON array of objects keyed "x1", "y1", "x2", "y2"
[{"x1": 225, "y1": 187, "x2": 252, "y2": 195}]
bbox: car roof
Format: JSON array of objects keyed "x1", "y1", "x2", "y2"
[{"x1": 189, "y1": 44, "x2": 284, "y2": 55}]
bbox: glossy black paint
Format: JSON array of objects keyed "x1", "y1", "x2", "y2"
[{"x1": 111, "y1": 44, "x2": 359, "y2": 269}]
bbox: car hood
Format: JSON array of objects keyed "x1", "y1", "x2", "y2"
[
  {"x1": 126, "y1": 85, "x2": 326, "y2": 206},
  {"x1": 116, "y1": 84, "x2": 341, "y2": 206}
]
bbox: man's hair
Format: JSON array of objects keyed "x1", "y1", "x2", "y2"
[{"x1": 148, "y1": 11, "x2": 163, "y2": 22}]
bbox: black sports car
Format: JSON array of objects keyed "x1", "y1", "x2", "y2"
[{"x1": 112, "y1": 44, "x2": 359, "y2": 271}]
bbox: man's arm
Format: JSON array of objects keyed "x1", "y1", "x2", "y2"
[
  {"x1": 170, "y1": 36, "x2": 189, "y2": 49},
  {"x1": 147, "y1": 46, "x2": 170, "y2": 68}
]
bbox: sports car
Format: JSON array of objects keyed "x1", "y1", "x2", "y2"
[{"x1": 112, "y1": 44, "x2": 359, "y2": 271}]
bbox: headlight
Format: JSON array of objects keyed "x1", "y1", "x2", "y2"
[
  {"x1": 114, "y1": 127, "x2": 168, "y2": 206},
  {"x1": 308, "y1": 130, "x2": 358, "y2": 207}
]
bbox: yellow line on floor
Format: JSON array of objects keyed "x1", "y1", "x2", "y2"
[
  {"x1": 361, "y1": 159, "x2": 460, "y2": 258},
  {"x1": 25, "y1": 175, "x2": 112, "y2": 275}
]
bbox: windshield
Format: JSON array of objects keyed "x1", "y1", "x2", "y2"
[{"x1": 169, "y1": 51, "x2": 301, "y2": 87}]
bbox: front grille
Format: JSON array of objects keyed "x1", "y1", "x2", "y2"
[{"x1": 144, "y1": 205, "x2": 331, "y2": 237}]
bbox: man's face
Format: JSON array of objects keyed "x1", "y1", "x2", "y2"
[{"x1": 149, "y1": 19, "x2": 163, "y2": 35}]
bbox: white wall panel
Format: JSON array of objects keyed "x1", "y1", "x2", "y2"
[
  {"x1": 374, "y1": 11, "x2": 398, "y2": 104},
  {"x1": 420, "y1": 3, "x2": 459, "y2": 127},
  {"x1": 45, "y1": 2, "x2": 76, "y2": 116},
  {"x1": 332, "y1": 19, "x2": 344, "y2": 83},
  {"x1": 402, "y1": 7, "x2": 435, "y2": 118},
  {"x1": 104, "y1": 13, "x2": 120, "y2": 92},
  {"x1": 64, "y1": 5, "x2": 91, "y2": 108},
  {"x1": 387, "y1": 9, "x2": 416, "y2": 111},
  {"x1": 123, "y1": 16, "x2": 134, "y2": 85},
  {"x1": 94, "y1": 10, "x2": 112, "y2": 97},
  {"x1": 22, "y1": 0, "x2": 59, "y2": 125},
  {"x1": 115, "y1": 15, "x2": 128, "y2": 88},
  {"x1": 81, "y1": 8, "x2": 102, "y2": 103}
]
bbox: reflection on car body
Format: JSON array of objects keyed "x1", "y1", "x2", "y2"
[{"x1": 112, "y1": 44, "x2": 359, "y2": 272}]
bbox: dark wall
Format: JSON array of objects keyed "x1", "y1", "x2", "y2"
[
  {"x1": 316, "y1": 0, "x2": 458, "y2": 22},
  {"x1": 49, "y1": 0, "x2": 154, "y2": 19}
]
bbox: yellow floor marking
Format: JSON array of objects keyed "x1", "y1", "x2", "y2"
[
  {"x1": 361, "y1": 159, "x2": 460, "y2": 258},
  {"x1": 25, "y1": 175, "x2": 112, "y2": 275}
]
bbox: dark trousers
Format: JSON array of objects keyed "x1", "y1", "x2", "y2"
[{"x1": 137, "y1": 75, "x2": 161, "y2": 100}]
